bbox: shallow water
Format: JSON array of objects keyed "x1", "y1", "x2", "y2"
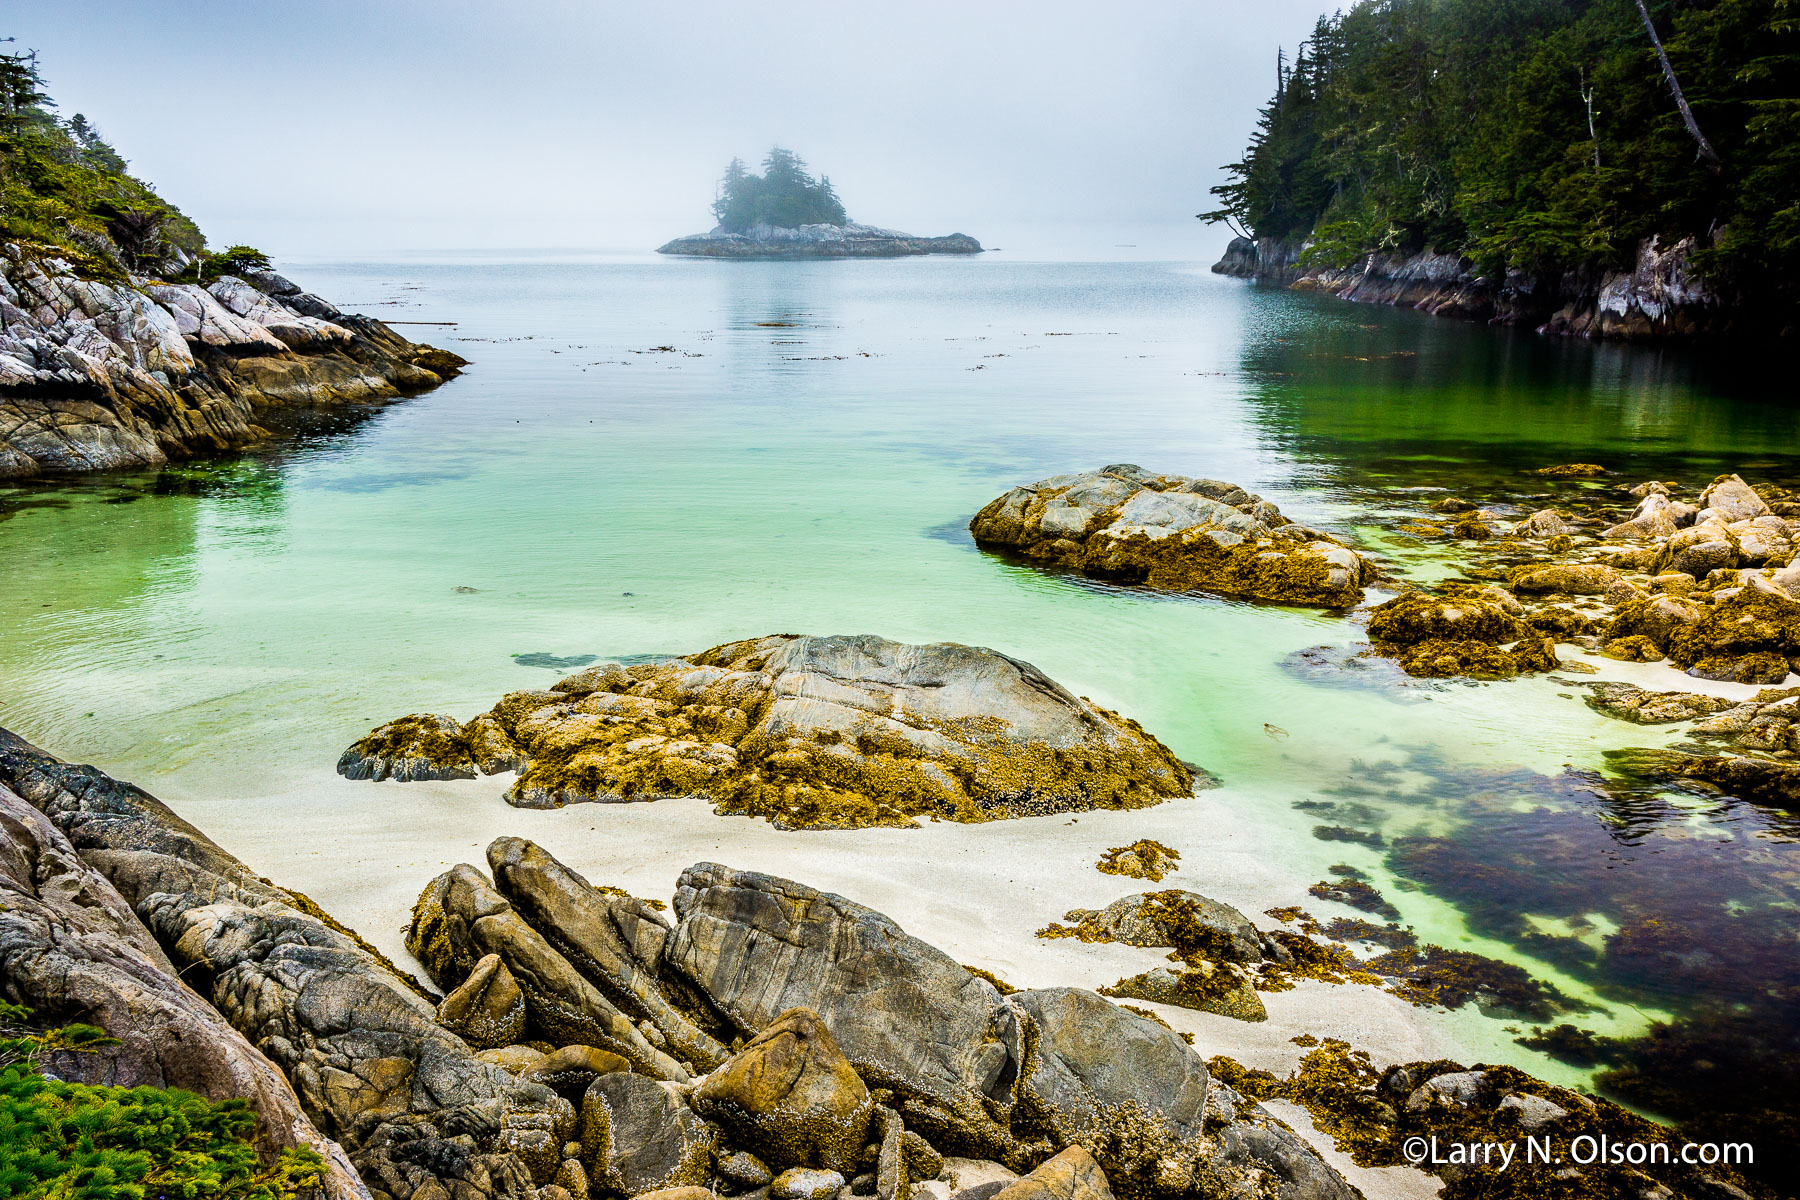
[{"x1": 2, "y1": 251, "x2": 1797, "y2": 1099}]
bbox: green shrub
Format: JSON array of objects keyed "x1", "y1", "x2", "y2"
[{"x1": 0, "y1": 1004, "x2": 322, "y2": 1200}]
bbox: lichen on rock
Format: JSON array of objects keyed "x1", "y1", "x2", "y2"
[{"x1": 340, "y1": 634, "x2": 1197, "y2": 830}]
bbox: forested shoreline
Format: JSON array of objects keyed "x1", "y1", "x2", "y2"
[{"x1": 1203, "y1": 0, "x2": 1798, "y2": 338}]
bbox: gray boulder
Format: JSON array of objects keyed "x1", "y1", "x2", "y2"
[
  {"x1": 1011, "y1": 988, "x2": 1211, "y2": 1170},
  {"x1": 580, "y1": 1071, "x2": 716, "y2": 1195},
  {"x1": 486, "y1": 836, "x2": 726, "y2": 1069},
  {"x1": 408, "y1": 863, "x2": 688, "y2": 1081},
  {"x1": 668, "y1": 863, "x2": 1024, "y2": 1155}
]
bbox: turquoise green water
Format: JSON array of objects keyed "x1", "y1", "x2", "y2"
[{"x1": 2, "y1": 253, "x2": 1797, "y2": 1102}]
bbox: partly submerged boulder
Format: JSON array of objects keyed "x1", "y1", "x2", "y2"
[
  {"x1": 1365, "y1": 590, "x2": 1557, "y2": 679},
  {"x1": 969, "y1": 466, "x2": 1370, "y2": 607},
  {"x1": 340, "y1": 634, "x2": 1197, "y2": 830}
]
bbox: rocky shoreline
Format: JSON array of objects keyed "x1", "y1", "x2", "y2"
[
  {"x1": 657, "y1": 223, "x2": 981, "y2": 259},
  {"x1": 1211, "y1": 233, "x2": 1729, "y2": 341},
  {"x1": 2, "y1": 727, "x2": 1767, "y2": 1200},
  {"x1": 0, "y1": 243, "x2": 465, "y2": 478}
]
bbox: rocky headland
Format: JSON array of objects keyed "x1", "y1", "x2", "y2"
[
  {"x1": 0, "y1": 244, "x2": 465, "y2": 477},
  {"x1": 2, "y1": 727, "x2": 1768, "y2": 1200},
  {"x1": 657, "y1": 223, "x2": 982, "y2": 259},
  {"x1": 336, "y1": 634, "x2": 1196, "y2": 828},
  {"x1": 969, "y1": 466, "x2": 1372, "y2": 608},
  {"x1": 1212, "y1": 234, "x2": 1727, "y2": 341}
]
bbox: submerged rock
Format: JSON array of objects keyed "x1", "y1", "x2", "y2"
[
  {"x1": 969, "y1": 466, "x2": 1371, "y2": 607},
  {"x1": 1365, "y1": 589, "x2": 1557, "y2": 679},
  {"x1": 340, "y1": 634, "x2": 1197, "y2": 829}
]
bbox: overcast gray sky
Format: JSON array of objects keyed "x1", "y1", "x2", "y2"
[{"x1": 11, "y1": 1, "x2": 1332, "y2": 258}]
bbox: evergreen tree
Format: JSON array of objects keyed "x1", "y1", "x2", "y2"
[
  {"x1": 709, "y1": 146, "x2": 849, "y2": 233},
  {"x1": 1200, "y1": 0, "x2": 1800, "y2": 301}
]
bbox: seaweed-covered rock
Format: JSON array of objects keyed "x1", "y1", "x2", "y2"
[
  {"x1": 518, "y1": 1045, "x2": 629, "y2": 1099},
  {"x1": 1366, "y1": 590, "x2": 1557, "y2": 678},
  {"x1": 1508, "y1": 562, "x2": 1621, "y2": 595},
  {"x1": 969, "y1": 466, "x2": 1370, "y2": 606},
  {"x1": 1367, "y1": 591, "x2": 1528, "y2": 645},
  {"x1": 1094, "y1": 840, "x2": 1180, "y2": 882},
  {"x1": 1045, "y1": 891, "x2": 1262, "y2": 964},
  {"x1": 692, "y1": 1007, "x2": 874, "y2": 1174},
  {"x1": 343, "y1": 634, "x2": 1196, "y2": 830},
  {"x1": 338, "y1": 713, "x2": 480, "y2": 781},
  {"x1": 581, "y1": 1071, "x2": 716, "y2": 1196},
  {"x1": 438, "y1": 952, "x2": 528, "y2": 1049},
  {"x1": 1665, "y1": 576, "x2": 1800, "y2": 678},
  {"x1": 1102, "y1": 965, "x2": 1268, "y2": 1022}
]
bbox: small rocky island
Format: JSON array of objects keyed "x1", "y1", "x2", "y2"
[
  {"x1": 657, "y1": 149, "x2": 980, "y2": 259},
  {"x1": 337, "y1": 633, "x2": 1196, "y2": 828}
]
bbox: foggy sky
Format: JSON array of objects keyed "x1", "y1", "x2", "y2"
[{"x1": 11, "y1": 1, "x2": 1332, "y2": 258}]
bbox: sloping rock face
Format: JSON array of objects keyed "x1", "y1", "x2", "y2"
[
  {"x1": 1209, "y1": 233, "x2": 1732, "y2": 340},
  {"x1": 662, "y1": 862, "x2": 1355, "y2": 1199},
  {"x1": 0, "y1": 728, "x2": 562, "y2": 1200},
  {"x1": 969, "y1": 466, "x2": 1371, "y2": 607},
  {"x1": 0, "y1": 781, "x2": 369, "y2": 1200},
  {"x1": 657, "y1": 222, "x2": 981, "y2": 258},
  {"x1": 0, "y1": 244, "x2": 465, "y2": 477},
  {"x1": 339, "y1": 634, "x2": 1196, "y2": 829}
]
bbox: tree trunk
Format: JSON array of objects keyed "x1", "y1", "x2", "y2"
[{"x1": 1634, "y1": 0, "x2": 1723, "y2": 168}]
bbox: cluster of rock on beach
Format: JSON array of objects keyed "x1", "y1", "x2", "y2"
[
  {"x1": 0, "y1": 242, "x2": 464, "y2": 477},
  {"x1": 5, "y1": 728, "x2": 1765, "y2": 1200},
  {"x1": 1354, "y1": 468, "x2": 1800, "y2": 811},
  {"x1": 338, "y1": 634, "x2": 1198, "y2": 829}
]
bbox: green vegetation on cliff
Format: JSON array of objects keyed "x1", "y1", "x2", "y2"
[
  {"x1": 1201, "y1": 0, "x2": 1800, "y2": 292},
  {"x1": 0, "y1": 41, "x2": 256, "y2": 280},
  {"x1": 711, "y1": 147, "x2": 848, "y2": 232},
  {"x1": 0, "y1": 1005, "x2": 322, "y2": 1200}
]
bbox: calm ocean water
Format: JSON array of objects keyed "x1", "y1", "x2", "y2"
[{"x1": 2, "y1": 250, "x2": 1795, "y2": 1091}]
